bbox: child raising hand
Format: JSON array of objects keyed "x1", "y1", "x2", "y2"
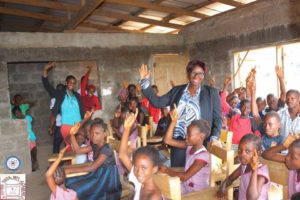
[
  {"x1": 46, "y1": 146, "x2": 78, "y2": 200},
  {"x1": 119, "y1": 109, "x2": 162, "y2": 200}
]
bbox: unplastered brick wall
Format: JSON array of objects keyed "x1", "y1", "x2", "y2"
[{"x1": 8, "y1": 61, "x2": 100, "y2": 145}]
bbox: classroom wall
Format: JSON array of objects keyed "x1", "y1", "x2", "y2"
[{"x1": 181, "y1": 0, "x2": 300, "y2": 89}]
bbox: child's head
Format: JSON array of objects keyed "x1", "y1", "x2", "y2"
[
  {"x1": 90, "y1": 120, "x2": 107, "y2": 145},
  {"x1": 238, "y1": 134, "x2": 261, "y2": 165},
  {"x1": 286, "y1": 89, "x2": 300, "y2": 109},
  {"x1": 186, "y1": 120, "x2": 210, "y2": 146},
  {"x1": 240, "y1": 99, "x2": 250, "y2": 116},
  {"x1": 152, "y1": 85, "x2": 158, "y2": 95},
  {"x1": 132, "y1": 146, "x2": 161, "y2": 184},
  {"x1": 238, "y1": 87, "x2": 247, "y2": 100},
  {"x1": 285, "y1": 139, "x2": 300, "y2": 170},
  {"x1": 228, "y1": 96, "x2": 239, "y2": 109},
  {"x1": 128, "y1": 97, "x2": 139, "y2": 112},
  {"x1": 263, "y1": 112, "x2": 280, "y2": 137},
  {"x1": 13, "y1": 94, "x2": 23, "y2": 106},
  {"x1": 87, "y1": 84, "x2": 96, "y2": 97},
  {"x1": 266, "y1": 94, "x2": 278, "y2": 111},
  {"x1": 82, "y1": 120, "x2": 93, "y2": 140},
  {"x1": 76, "y1": 129, "x2": 86, "y2": 146},
  {"x1": 12, "y1": 106, "x2": 24, "y2": 119},
  {"x1": 53, "y1": 165, "x2": 65, "y2": 186},
  {"x1": 256, "y1": 97, "x2": 266, "y2": 112},
  {"x1": 127, "y1": 84, "x2": 136, "y2": 98}
]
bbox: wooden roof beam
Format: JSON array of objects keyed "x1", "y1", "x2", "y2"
[
  {"x1": 62, "y1": 0, "x2": 105, "y2": 31},
  {"x1": 80, "y1": 21, "x2": 142, "y2": 33},
  {"x1": 0, "y1": 0, "x2": 80, "y2": 12},
  {"x1": 0, "y1": 6, "x2": 68, "y2": 24},
  {"x1": 212, "y1": 0, "x2": 244, "y2": 7},
  {"x1": 105, "y1": 0, "x2": 208, "y2": 19},
  {"x1": 93, "y1": 9, "x2": 183, "y2": 29}
]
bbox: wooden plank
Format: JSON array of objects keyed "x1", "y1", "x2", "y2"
[
  {"x1": 140, "y1": 0, "x2": 211, "y2": 31},
  {"x1": 106, "y1": 0, "x2": 208, "y2": 19},
  {"x1": 93, "y1": 9, "x2": 183, "y2": 29},
  {"x1": 80, "y1": 21, "x2": 141, "y2": 33},
  {"x1": 0, "y1": 0, "x2": 80, "y2": 12},
  {"x1": 213, "y1": 0, "x2": 244, "y2": 7},
  {"x1": 2, "y1": 22, "x2": 57, "y2": 32},
  {"x1": 63, "y1": 0, "x2": 105, "y2": 31},
  {"x1": 0, "y1": 6, "x2": 67, "y2": 24}
]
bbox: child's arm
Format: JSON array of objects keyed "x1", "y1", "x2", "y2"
[
  {"x1": 45, "y1": 146, "x2": 68, "y2": 195},
  {"x1": 276, "y1": 65, "x2": 286, "y2": 104},
  {"x1": 65, "y1": 152, "x2": 107, "y2": 174},
  {"x1": 69, "y1": 123, "x2": 92, "y2": 154},
  {"x1": 164, "y1": 105, "x2": 187, "y2": 149},
  {"x1": 42, "y1": 62, "x2": 56, "y2": 98},
  {"x1": 247, "y1": 150, "x2": 267, "y2": 200},
  {"x1": 262, "y1": 134, "x2": 299, "y2": 163},
  {"x1": 248, "y1": 73, "x2": 262, "y2": 126},
  {"x1": 160, "y1": 160, "x2": 207, "y2": 181},
  {"x1": 81, "y1": 66, "x2": 91, "y2": 97},
  {"x1": 119, "y1": 110, "x2": 138, "y2": 171},
  {"x1": 217, "y1": 165, "x2": 242, "y2": 198}
]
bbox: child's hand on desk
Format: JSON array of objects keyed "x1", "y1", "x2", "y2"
[
  {"x1": 70, "y1": 123, "x2": 81, "y2": 135},
  {"x1": 124, "y1": 109, "x2": 138, "y2": 129}
]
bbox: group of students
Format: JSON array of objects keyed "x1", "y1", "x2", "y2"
[{"x1": 11, "y1": 60, "x2": 300, "y2": 199}]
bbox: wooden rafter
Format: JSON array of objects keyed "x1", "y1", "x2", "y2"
[
  {"x1": 112, "y1": 0, "x2": 165, "y2": 27},
  {"x1": 80, "y1": 21, "x2": 142, "y2": 33},
  {"x1": 106, "y1": 0, "x2": 208, "y2": 19},
  {"x1": 141, "y1": 0, "x2": 212, "y2": 32},
  {"x1": 93, "y1": 9, "x2": 183, "y2": 29},
  {"x1": 62, "y1": 0, "x2": 105, "y2": 31},
  {"x1": 0, "y1": 0, "x2": 80, "y2": 12},
  {"x1": 2, "y1": 21, "x2": 57, "y2": 32},
  {"x1": 213, "y1": 0, "x2": 244, "y2": 7},
  {"x1": 0, "y1": 6, "x2": 67, "y2": 24}
]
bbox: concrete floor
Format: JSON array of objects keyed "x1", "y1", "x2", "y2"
[{"x1": 26, "y1": 143, "x2": 52, "y2": 200}]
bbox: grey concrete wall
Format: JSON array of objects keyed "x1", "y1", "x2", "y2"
[
  {"x1": 0, "y1": 33, "x2": 184, "y2": 174},
  {"x1": 181, "y1": 0, "x2": 300, "y2": 89}
]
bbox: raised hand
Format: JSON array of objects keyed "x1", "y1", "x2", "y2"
[
  {"x1": 139, "y1": 64, "x2": 150, "y2": 80},
  {"x1": 124, "y1": 109, "x2": 138, "y2": 129},
  {"x1": 83, "y1": 110, "x2": 94, "y2": 121},
  {"x1": 58, "y1": 145, "x2": 69, "y2": 160},
  {"x1": 86, "y1": 65, "x2": 92, "y2": 73},
  {"x1": 44, "y1": 62, "x2": 55, "y2": 71},
  {"x1": 283, "y1": 134, "x2": 300, "y2": 148},
  {"x1": 250, "y1": 149, "x2": 259, "y2": 171},
  {"x1": 70, "y1": 123, "x2": 81, "y2": 135},
  {"x1": 169, "y1": 104, "x2": 178, "y2": 122},
  {"x1": 275, "y1": 65, "x2": 284, "y2": 79},
  {"x1": 114, "y1": 105, "x2": 122, "y2": 118},
  {"x1": 122, "y1": 80, "x2": 128, "y2": 89}
]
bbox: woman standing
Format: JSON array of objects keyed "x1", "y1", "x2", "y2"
[{"x1": 139, "y1": 60, "x2": 222, "y2": 167}]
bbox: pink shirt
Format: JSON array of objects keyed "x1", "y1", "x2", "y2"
[
  {"x1": 182, "y1": 146, "x2": 210, "y2": 194},
  {"x1": 238, "y1": 164, "x2": 270, "y2": 200},
  {"x1": 50, "y1": 186, "x2": 77, "y2": 200},
  {"x1": 288, "y1": 170, "x2": 300, "y2": 199}
]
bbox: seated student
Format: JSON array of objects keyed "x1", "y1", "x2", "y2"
[
  {"x1": 229, "y1": 99, "x2": 260, "y2": 144},
  {"x1": 159, "y1": 105, "x2": 211, "y2": 194},
  {"x1": 119, "y1": 111, "x2": 162, "y2": 200},
  {"x1": 262, "y1": 134, "x2": 300, "y2": 199},
  {"x1": 46, "y1": 146, "x2": 78, "y2": 200},
  {"x1": 12, "y1": 106, "x2": 39, "y2": 171},
  {"x1": 65, "y1": 120, "x2": 121, "y2": 200},
  {"x1": 217, "y1": 134, "x2": 270, "y2": 200},
  {"x1": 248, "y1": 76, "x2": 284, "y2": 150},
  {"x1": 128, "y1": 97, "x2": 148, "y2": 126},
  {"x1": 74, "y1": 128, "x2": 88, "y2": 164},
  {"x1": 11, "y1": 94, "x2": 34, "y2": 119},
  {"x1": 155, "y1": 107, "x2": 171, "y2": 137},
  {"x1": 256, "y1": 97, "x2": 266, "y2": 119}
]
